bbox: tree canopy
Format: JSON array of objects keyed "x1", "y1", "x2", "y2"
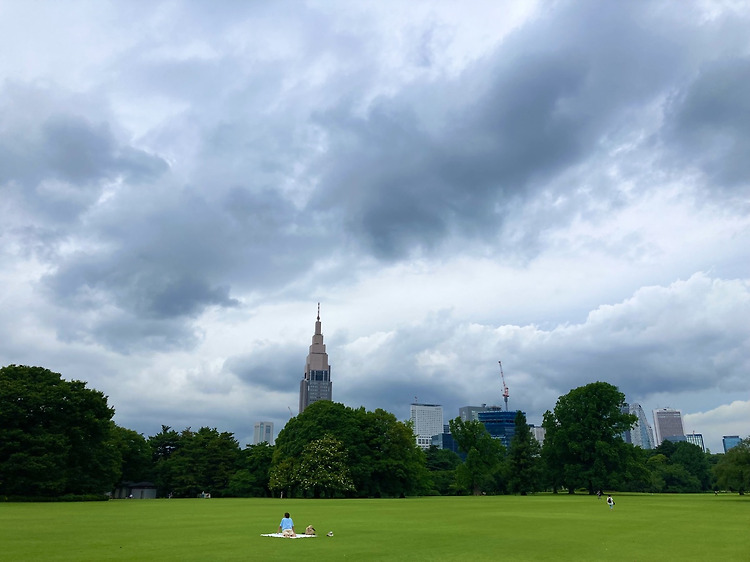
[
  {"x1": 542, "y1": 381, "x2": 636, "y2": 494},
  {"x1": 507, "y1": 410, "x2": 542, "y2": 495},
  {"x1": 271, "y1": 401, "x2": 428, "y2": 497},
  {"x1": 714, "y1": 437, "x2": 750, "y2": 494},
  {"x1": 448, "y1": 417, "x2": 504, "y2": 495},
  {"x1": 148, "y1": 426, "x2": 240, "y2": 498},
  {"x1": 0, "y1": 365, "x2": 118, "y2": 497}
]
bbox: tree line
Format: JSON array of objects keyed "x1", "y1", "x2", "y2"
[{"x1": 1, "y1": 365, "x2": 748, "y2": 499}]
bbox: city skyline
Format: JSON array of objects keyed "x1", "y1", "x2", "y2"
[{"x1": 1, "y1": 2, "x2": 748, "y2": 455}]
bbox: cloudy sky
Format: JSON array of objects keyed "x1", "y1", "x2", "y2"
[{"x1": 1, "y1": 0, "x2": 748, "y2": 453}]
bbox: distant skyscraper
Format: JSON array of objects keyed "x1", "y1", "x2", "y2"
[
  {"x1": 478, "y1": 408, "x2": 521, "y2": 449},
  {"x1": 723, "y1": 435, "x2": 742, "y2": 453},
  {"x1": 299, "y1": 304, "x2": 332, "y2": 414},
  {"x1": 685, "y1": 432, "x2": 705, "y2": 452},
  {"x1": 411, "y1": 403, "x2": 443, "y2": 450},
  {"x1": 625, "y1": 403, "x2": 655, "y2": 449},
  {"x1": 531, "y1": 425, "x2": 546, "y2": 445},
  {"x1": 459, "y1": 405, "x2": 489, "y2": 422},
  {"x1": 253, "y1": 421, "x2": 274, "y2": 445},
  {"x1": 653, "y1": 408, "x2": 685, "y2": 445}
]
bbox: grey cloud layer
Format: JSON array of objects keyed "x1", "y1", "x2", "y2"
[{"x1": 0, "y1": 1, "x2": 748, "y2": 449}]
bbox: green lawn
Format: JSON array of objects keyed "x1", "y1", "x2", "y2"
[{"x1": 1, "y1": 494, "x2": 747, "y2": 561}]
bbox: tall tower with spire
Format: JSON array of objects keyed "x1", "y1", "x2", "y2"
[{"x1": 299, "y1": 303, "x2": 332, "y2": 413}]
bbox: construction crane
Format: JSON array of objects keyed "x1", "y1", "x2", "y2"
[{"x1": 499, "y1": 360, "x2": 509, "y2": 411}]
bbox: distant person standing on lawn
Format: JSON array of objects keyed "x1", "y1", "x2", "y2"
[
  {"x1": 607, "y1": 495, "x2": 614, "y2": 509},
  {"x1": 279, "y1": 512, "x2": 296, "y2": 537}
]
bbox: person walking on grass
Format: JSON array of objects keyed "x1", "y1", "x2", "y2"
[{"x1": 607, "y1": 495, "x2": 614, "y2": 510}]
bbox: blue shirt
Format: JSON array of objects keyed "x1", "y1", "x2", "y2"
[{"x1": 280, "y1": 517, "x2": 294, "y2": 530}]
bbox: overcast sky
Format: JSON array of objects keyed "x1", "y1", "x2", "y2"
[{"x1": 1, "y1": 0, "x2": 748, "y2": 453}]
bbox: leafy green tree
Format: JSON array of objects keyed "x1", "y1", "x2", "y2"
[
  {"x1": 0, "y1": 365, "x2": 119, "y2": 497},
  {"x1": 297, "y1": 435, "x2": 355, "y2": 498},
  {"x1": 109, "y1": 425, "x2": 152, "y2": 483},
  {"x1": 148, "y1": 425, "x2": 183, "y2": 496},
  {"x1": 542, "y1": 381, "x2": 636, "y2": 494},
  {"x1": 357, "y1": 407, "x2": 430, "y2": 497},
  {"x1": 148, "y1": 426, "x2": 240, "y2": 497},
  {"x1": 640, "y1": 440, "x2": 713, "y2": 493},
  {"x1": 227, "y1": 442, "x2": 274, "y2": 497},
  {"x1": 448, "y1": 417, "x2": 504, "y2": 495},
  {"x1": 714, "y1": 437, "x2": 750, "y2": 494},
  {"x1": 613, "y1": 444, "x2": 651, "y2": 492},
  {"x1": 269, "y1": 457, "x2": 299, "y2": 498},
  {"x1": 425, "y1": 446, "x2": 461, "y2": 495},
  {"x1": 507, "y1": 411, "x2": 542, "y2": 495},
  {"x1": 150, "y1": 425, "x2": 181, "y2": 462},
  {"x1": 272, "y1": 401, "x2": 427, "y2": 497},
  {"x1": 671, "y1": 442, "x2": 712, "y2": 491}
]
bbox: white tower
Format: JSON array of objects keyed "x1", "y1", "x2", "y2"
[{"x1": 410, "y1": 403, "x2": 443, "y2": 450}]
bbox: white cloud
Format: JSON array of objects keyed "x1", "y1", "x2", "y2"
[{"x1": 684, "y1": 401, "x2": 750, "y2": 453}]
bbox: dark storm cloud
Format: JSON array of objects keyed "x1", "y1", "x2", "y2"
[
  {"x1": 42, "y1": 185, "x2": 309, "y2": 319},
  {"x1": 57, "y1": 313, "x2": 202, "y2": 354},
  {"x1": 40, "y1": 116, "x2": 168, "y2": 184},
  {"x1": 309, "y1": 1, "x2": 696, "y2": 260},
  {"x1": 0, "y1": 88, "x2": 168, "y2": 223},
  {"x1": 664, "y1": 56, "x2": 750, "y2": 189},
  {"x1": 225, "y1": 343, "x2": 307, "y2": 391}
]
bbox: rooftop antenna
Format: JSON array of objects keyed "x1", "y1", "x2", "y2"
[{"x1": 499, "y1": 361, "x2": 509, "y2": 411}]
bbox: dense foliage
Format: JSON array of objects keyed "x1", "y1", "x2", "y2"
[
  {"x1": 271, "y1": 400, "x2": 429, "y2": 497},
  {"x1": 0, "y1": 365, "x2": 119, "y2": 497},
  {"x1": 542, "y1": 381, "x2": 637, "y2": 494},
  {"x1": 713, "y1": 438, "x2": 750, "y2": 494},
  {"x1": 2, "y1": 365, "x2": 744, "y2": 499},
  {"x1": 448, "y1": 417, "x2": 504, "y2": 495},
  {"x1": 507, "y1": 410, "x2": 542, "y2": 495}
]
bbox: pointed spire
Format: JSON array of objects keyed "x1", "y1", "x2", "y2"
[{"x1": 317, "y1": 302, "x2": 320, "y2": 321}]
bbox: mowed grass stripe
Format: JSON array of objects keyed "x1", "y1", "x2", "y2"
[{"x1": 0, "y1": 494, "x2": 747, "y2": 561}]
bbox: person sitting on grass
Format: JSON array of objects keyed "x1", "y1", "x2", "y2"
[{"x1": 279, "y1": 512, "x2": 296, "y2": 537}]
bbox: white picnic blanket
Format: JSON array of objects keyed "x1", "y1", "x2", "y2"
[{"x1": 261, "y1": 533, "x2": 316, "y2": 539}]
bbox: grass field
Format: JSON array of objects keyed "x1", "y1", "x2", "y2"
[{"x1": 1, "y1": 494, "x2": 748, "y2": 561}]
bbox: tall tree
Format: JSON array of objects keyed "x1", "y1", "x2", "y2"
[
  {"x1": 542, "y1": 381, "x2": 636, "y2": 494},
  {"x1": 448, "y1": 417, "x2": 504, "y2": 495},
  {"x1": 0, "y1": 365, "x2": 118, "y2": 497},
  {"x1": 507, "y1": 411, "x2": 542, "y2": 495},
  {"x1": 297, "y1": 435, "x2": 355, "y2": 498},
  {"x1": 110, "y1": 425, "x2": 152, "y2": 483},
  {"x1": 425, "y1": 446, "x2": 462, "y2": 495},
  {"x1": 148, "y1": 427, "x2": 240, "y2": 497},
  {"x1": 227, "y1": 442, "x2": 274, "y2": 497},
  {"x1": 272, "y1": 401, "x2": 427, "y2": 497},
  {"x1": 671, "y1": 442, "x2": 712, "y2": 491},
  {"x1": 714, "y1": 437, "x2": 750, "y2": 494}
]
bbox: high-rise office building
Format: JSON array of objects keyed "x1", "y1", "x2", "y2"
[
  {"x1": 253, "y1": 421, "x2": 274, "y2": 445},
  {"x1": 653, "y1": 408, "x2": 685, "y2": 445},
  {"x1": 299, "y1": 304, "x2": 332, "y2": 414},
  {"x1": 459, "y1": 405, "x2": 489, "y2": 422},
  {"x1": 624, "y1": 403, "x2": 655, "y2": 449},
  {"x1": 685, "y1": 432, "x2": 705, "y2": 452},
  {"x1": 723, "y1": 435, "x2": 742, "y2": 453},
  {"x1": 411, "y1": 403, "x2": 443, "y2": 450},
  {"x1": 478, "y1": 408, "x2": 520, "y2": 449}
]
